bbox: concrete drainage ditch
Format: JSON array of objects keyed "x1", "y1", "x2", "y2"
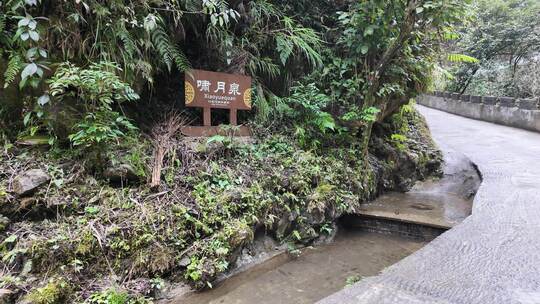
[{"x1": 162, "y1": 149, "x2": 480, "y2": 304}]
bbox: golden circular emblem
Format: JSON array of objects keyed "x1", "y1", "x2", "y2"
[
  {"x1": 185, "y1": 81, "x2": 195, "y2": 105},
  {"x1": 243, "y1": 88, "x2": 252, "y2": 108}
]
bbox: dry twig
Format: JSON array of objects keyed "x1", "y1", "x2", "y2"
[{"x1": 149, "y1": 111, "x2": 192, "y2": 190}]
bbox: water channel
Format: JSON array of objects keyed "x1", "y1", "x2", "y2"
[{"x1": 164, "y1": 150, "x2": 480, "y2": 304}]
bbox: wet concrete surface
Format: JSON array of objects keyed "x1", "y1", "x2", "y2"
[
  {"x1": 319, "y1": 105, "x2": 540, "y2": 304},
  {"x1": 357, "y1": 150, "x2": 480, "y2": 229},
  {"x1": 168, "y1": 231, "x2": 425, "y2": 304}
]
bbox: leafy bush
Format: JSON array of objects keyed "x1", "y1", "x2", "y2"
[{"x1": 48, "y1": 62, "x2": 139, "y2": 146}]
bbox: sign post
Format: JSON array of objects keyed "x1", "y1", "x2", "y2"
[{"x1": 183, "y1": 69, "x2": 252, "y2": 136}]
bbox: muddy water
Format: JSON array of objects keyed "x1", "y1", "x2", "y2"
[{"x1": 173, "y1": 231, "x2": 425, "y2": 304}]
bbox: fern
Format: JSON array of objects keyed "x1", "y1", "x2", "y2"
[
  {"x1": 247, "y1": 56, "x2": 280, "y2": 79},
  {"x1": 135, "y1": 59, "x2": 154, "y2": 84},
  {"x1": 0, "y1": 14, "x2": 6, "y2": 34},
  {"x1": 447, "y1": 53, "x2": 479, "y2": 63},
  {"x1": 0, "y1": 14, "x2": 12, "y2": 51},
  {"x1": 171, "y1": 43, "x2": 190, "y2": 72},
  {"x1": 151, "y1": 24, "x2": 190, "y2": 72},
  {"x1": 282, "y1": 16, "x2": 323, "y2": 67},
  {"x1": 117, "y1": 25, "x2": 139, "y2": 59},
  {"x1": 4, "y1": 53, "x2": 22, "y2": 88}
]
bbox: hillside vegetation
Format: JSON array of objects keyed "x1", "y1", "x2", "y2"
[{"x1": 0, "y1": 0, "x2": 467, "y2": 302}]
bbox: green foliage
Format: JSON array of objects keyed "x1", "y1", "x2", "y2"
[
  {"x1": 447, "y1": 0, "x2": 540, "y2": 97},
  {"x1": 345, "y1": 275, "x2": 362, "y2": 287},
  {"x1": 446, "y1": 53, "x2": 479, "y2": 64},
  {"x1": 390, "y1": 134, "x2": 408, "y2": 151},
  {"x1": 279, "y1": 83, "x2": 339, "y2": 149},
  {"x1": 87, "y1": 289, "x2": 152, "y2": 304},
  {"x1": 24, "y1": 279, "x2": 71, "y2": 304},
  {"x1": 49, "y1": 62, "x2": 140, "y2": 108},
  {"x1": 3, "y1": 53, "x2": 22, "y2": 88},
  {"x1": 342, "y1": 107, "x2": 381, "y2": 123},
  {"x1": 47, "y1": 62, "x2": 139, "y2": 149},
  {"x1": 69, "y1": 111, "x2": 137, "y2": 148},
  {"x1": 148, "y1": 20, "x2": 191, "y2": 73},
  {"x1": 275, "y1": 17, "x2": 323, "y2": 67},
  {"x1": 333, "y1": 0, "x2": 469, "y2": 112}
]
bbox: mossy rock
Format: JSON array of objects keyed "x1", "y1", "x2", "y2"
[{"x1": 23, "y1": 279, "x2": 71, "y2": 304}]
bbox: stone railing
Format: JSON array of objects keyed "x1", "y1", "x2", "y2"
[
  {"x1": 430, "y1": 91, "x2": 540, "y2": 110},
  {"x1": 418, "y1": 92, "x2": 540, "y2": 132}
]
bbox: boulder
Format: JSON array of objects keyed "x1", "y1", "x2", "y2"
[
  {"x1": 12, "y1": 169, "x2": 50, "y2": 196},
  {"x1": 103, "y1": 164, "x2": 139, "y2": 182}
]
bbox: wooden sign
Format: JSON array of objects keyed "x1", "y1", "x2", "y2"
[
  {"x1": 185, "y1": 69, "x2": 252, "y2": 126},
  {"x1": 185, "y1": 69, "x2": 252, "y2": 110}
]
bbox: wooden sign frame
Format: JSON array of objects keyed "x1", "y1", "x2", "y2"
[{"x1": 184, "y1": 69, "x2": 252, "y2": 130}]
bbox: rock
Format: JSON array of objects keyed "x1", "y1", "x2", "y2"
[
  {"x1": 178, "y1": 256, "x2": 191, "y2": 268},
  {"x1": 0, "y1": 215, "x2": 10, "y2": 232},
  {"x1": 103, "y1": 164, "x2": 139, "y2": 182},
  {"x1": 12, "y1": 169, "x2": 50, "y2": 196},
  {"x1": 276, "y1": 215, "x2": 292, "y2": 238}
]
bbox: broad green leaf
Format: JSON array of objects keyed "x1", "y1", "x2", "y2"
[
  {"x1": 23, "y1": 112, "x2": 32, "y2": 125},
  {"x1": 360, "y1": 44, "x2": 369, "y2": 55},
  {"x1": 29, "y1": 30, "x2": 39, "y2": 41},
  {"x1": 364, "y1": 26, "x2": 375, "y2": 36},
  {"x1": 21, "y1": 63, "x2": 38, "y2": 80},
  {"x1": 18, "y1": 17, "x2": 30, "y2": 27},
  {"x1": 28, "y1": 20, "x2": 37, "y2": 30},
  {"x1": 37, "y1": 94, "x2": 50, "y2": 106}
]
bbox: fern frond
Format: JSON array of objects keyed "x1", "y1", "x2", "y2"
[
  {"x1": 247, "y1": 56, "x2": 280, "y2": 78},
  {"x1": 135, "y1": 59, "x2": 154, "y2": 84},
  {"x1": 447, "y1": 53, "x2": 479, "y2": 63},
  {"x1": 0, "y1": 14, "x2": 12, "y2": 51},
  {"x1": 0, "y1": 14, "x2": 6, "y2": 33},
  {"x1": 117, "y1": 26, "x2": 139, "y2": 59},
  {"x1": 3, "y1": 53, "x2": 23, "y2": 88},
  {"x1": 278, "y1": 17, "x2": 323, "y2": 68},
  {"x1": 171, "y1": 44, "x2": 190, "y2": 72},
  {"x1": 151, "y1": 26, "x2": 174, "y2": 71},
  {"x1": 150, "y1": 24, "x2": 191, "y2": 72}
]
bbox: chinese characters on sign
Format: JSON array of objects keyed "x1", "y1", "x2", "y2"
[
  {"x1": 184, "y1": 69, "x2": 252, "y2": 131},
  {"x1": 185, "y1": 69, "x2": 252, "y2": 111}
]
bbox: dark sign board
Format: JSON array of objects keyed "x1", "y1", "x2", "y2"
[{"x1": 185, "y1": 69, "x2": 252, "y2": 110}]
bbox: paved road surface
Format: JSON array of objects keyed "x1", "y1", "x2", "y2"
[{"x1": 318, "y1": 105, "x2": 540, "y2": 304}]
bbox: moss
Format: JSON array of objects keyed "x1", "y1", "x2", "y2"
[
  {"x1": 75, "y1": 228, "x2": 96, "y2": 256},
  {"x1": 24, "y1": 279, "x2": 71, "y2": 304}
]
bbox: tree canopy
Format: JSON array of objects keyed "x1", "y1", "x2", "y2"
[{"x1": 446, "y1": 0, "x2": 540, "y2": 97}]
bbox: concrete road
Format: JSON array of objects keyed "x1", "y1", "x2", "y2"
[{"x1": 318, "y1": 105, "x2": 540, "y2": 304}]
